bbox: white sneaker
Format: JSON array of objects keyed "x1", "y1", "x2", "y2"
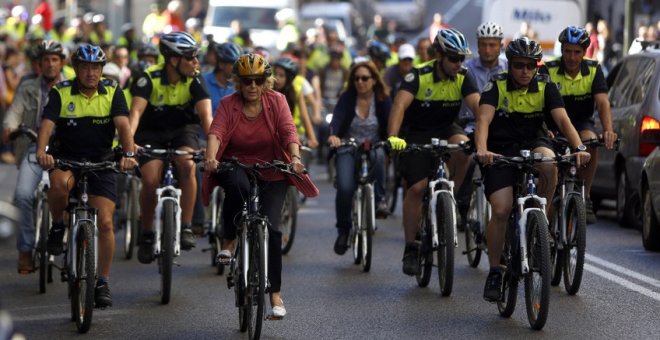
[
  {"x1": 271, "y1": 299, "x2": 286, "y2": 318},
  {"x1": 216, "y1": 249, "x2": 232, "y2": 264}
]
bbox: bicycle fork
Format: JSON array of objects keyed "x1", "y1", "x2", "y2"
[
  {"x1": 429, "y1": 177, "x2": 458, "y2": 248},
  {"x1": 516, "y1": 195, "x2": 547, "y2": 275},
  {"x1": 153, "y1": 186, "x2": 182, "y2": 257}
]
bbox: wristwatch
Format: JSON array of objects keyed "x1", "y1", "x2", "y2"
[
  {"x1": 124, "y1": 151, "x2": 135, "y2": 158},
  {"x1": 573, "y1": 144, "x2": 587, "y2": 152}
]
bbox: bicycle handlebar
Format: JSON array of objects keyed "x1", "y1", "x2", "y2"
[
  {"x1": 214, "y1": 157, "x2": 303, "y2": 178},
  {"x1": 401, "y1": 139, "x2": 471, "y2": 155},
  {"x1": 54, "y1": 159, "x2": 124, "y2": 175},
  {"x1": 138, "y1": 147, "x2": 205, "y2": 161},
  {"x1": 330, "y1": 138, "x2": 390, "y2": 151},
  {"x1": 8, "y1": 124, "x2": 37, "y2": 142}
]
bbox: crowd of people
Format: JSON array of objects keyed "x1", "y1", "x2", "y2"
[{"x1": 0, "y1": 0, "x2": 626, "y2": 332}]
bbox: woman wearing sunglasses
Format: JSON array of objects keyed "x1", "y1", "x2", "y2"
[
  {"x1": 203, "y1": 53, "x2": 318, "y2": 318},
  {"x1": 474, "y1": 37, "x2": 590, "y2": 302},
  {"x1": 327, "y1": 60, "x2": 392, "y2": 255}
]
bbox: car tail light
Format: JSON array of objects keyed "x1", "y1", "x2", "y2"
[{"x1": 640, "y1": 116, "x2": 660, "y2": 156}]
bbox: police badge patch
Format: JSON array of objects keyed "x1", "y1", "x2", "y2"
[
  {"x1": 482, "y1": 81, "x2": 493, "y2": 92},
  {"x1": 404, "y1": 72, "x2": 414, "y2": 82},
  {"x1": 137, "y1": 77, "x2": 148, "y2": 87},
  {"x1": 67, "y1": 102, "x2": 75, "y2": 112}
]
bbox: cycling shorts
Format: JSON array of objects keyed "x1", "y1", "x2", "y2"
[{"x1": 136, "y1": 124, "x2": 201, "y2": 165}]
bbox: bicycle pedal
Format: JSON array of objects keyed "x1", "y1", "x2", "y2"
[
  {"x1": 60, "y1": 271, "x2": 68, "y2": 282},
  {"x1": 266, "y1": 314, "x2": 284, "y2": 321},
  {"x1": 226, "y1": 275, "x2": 234, "y2": 289}
]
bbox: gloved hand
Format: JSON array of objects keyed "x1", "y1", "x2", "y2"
[{"x1": 388, "y1": 136, "x2": 407, "y2": 151}]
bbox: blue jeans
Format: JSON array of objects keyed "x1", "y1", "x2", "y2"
[
  {"x1": 334, "y1": 147, "x2": 385, "y2": 232},
  {"x1": 15, "y1": 149, "x2": 42, "y2": 252}
]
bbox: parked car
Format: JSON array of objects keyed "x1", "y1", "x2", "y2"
[
  {"x1": 640, "y1": 130, "x2": 660, "y2": 251},
  {"x1": 373, "y1": 0, "x2": 426, "y2": 32},
  {"x1": 299, "y1": 1, "x2": 366, "y2": 49},
  {"x1": 592, "y1": 41, "x2": 660, "y2": 229}
]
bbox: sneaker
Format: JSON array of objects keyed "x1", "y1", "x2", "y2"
[
  {"x1": 271, "y1": 298, "x2": 286, "y2": 318},
  {"x1": 216, "y1": 249, "x2": 232, "y2": 264},
  {"x1": 585, "y1": 198, "x2": 596, "y2": 224},
  {"x1": 138, "y1": 233, "x2": 154, "y2": 264},
  {"x1": 483, "y1": 268, "x2": 504, "y2": 302},
  {"x1": 333, "y1": 231, "x2": 349, "y2": 255},
  {"x1": 95, "y1": 283, "x2": 113, "y2": 308},
  {"x1": 181, "y1": 227, "x2": 196, "y2": 250},
  {"x1": 402, "y1": 242, "x2": 420, "y2": 276},
  {"x1": 376, "y1": 200, "x2": 390, "y2": 219},
  {"x1": 47, "y1": 223, "x2": 66, "y2": 255}
]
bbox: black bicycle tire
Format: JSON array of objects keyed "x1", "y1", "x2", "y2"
[
  {"x1": 247, "y1": 223, "x2": 266, "y2": 340},
  {"x1": 236, "y1": 228, "x2": 248, "y2": 332},
  {"x1": 38, "y1": 197, "x2": 49, "y2": 293},
  {"x1": 498, "y1": 219, "x2": 518, "y2": 317},
  {"x1": 436, "y1": 193, "x2": 455, "y2": 296},
  {"x1": 160, "y1": 200, "x2": 175, "y2": 305},
  {"x1": 352, "y1": 195, "x2": 362, "y2": 265},
  {"x1": 73, "y1": 221, "x2": 95, "y2": 333},
  {"x1": 524, "y1": 210, "x2": 551, "y2": 330},
  {"x1": 550, "y1": 202, "x2": 563, "y2": 286},
  {"x1": 362, "y1": 185, "x2": 374, "y2": 272},
  {"x1": 465, "y1": 186, "x2": 482, "y2": 268},
  {"x1": 124, "y1": 179, "x2": 140, "y2": 260},
  {"x1": 416, "y1": 213, "x2": 433, "y2": 287},
  {"x1": 563, "y1": 195, "x2": 586, "y2": 295},
  {"x1": 280, "y1": 186, "x2": 298, "y2": 255}
]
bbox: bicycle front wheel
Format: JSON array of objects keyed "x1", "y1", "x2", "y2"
[
  {"x1": 247, "y1": 223, "x2": 266, "y2": 340},
  {"x1": 72, "y1": 221, "x2": 95, "y2": 333},
  {"x1": 159, "y1": 200, "x2": 175, "y2": 305},
  {"x1": 124, "y1": 178, "x2": 140, "y2": 260},
  {"x1": 436, "y1": 193, "x2": 455, "y2": 296},
  {"x1": 563, "y1": 195, "x2": 586, "y2": 295},
  {"x1": 524, "y1": 210, "x2": 551, "y2": 330},
  {"x1": 37, "y1": 197, "x2": 50, "y2": 293},
  {"x1": 361, "y1": 185, "x2": 374, "y2": 272},
  {"x1": 280, "y1": 186, "x2": 298, "y2": 255}
]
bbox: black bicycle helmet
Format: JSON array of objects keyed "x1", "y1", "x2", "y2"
[
  {"x1": 558, "y1": 26, "x2": 590, "y2": 49},
  {"x1": 273, "y1": 57, "x2": 299, "y2": 77},
  {"x1": 434, "y1": 28, "x2": 471, "y2": 55},
  {"x1": 215, "y1": 42, "x2": 242, "y2": 63},
  {"x1": 138, "y1": 44, "x2": 159, "y2": 58},
  {"x1": 37, "y1": 40, "x2": 65, "y2": 59},
  {"x1": 159, "y1": 31, "x2": 199, "y2": 57},
  {"x1": 505, "y1": 37, "x2": 543, "y2": 61},
  {"x1": 72, "y1": 44, "x2": 107, "y2": 65},
  {"x1": 367, "y1": 40, "x2": 390, "y2": 63}
]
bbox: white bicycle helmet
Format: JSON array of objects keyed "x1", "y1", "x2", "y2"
[
  {"x1": 159, "y1": 31, "x2": 199, "y2": 57},
  {"x1": 476, "y1": 22, "x2": 503, "y2": 39}
]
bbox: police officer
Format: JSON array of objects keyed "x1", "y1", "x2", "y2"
[
  {"x1": 475, "y1": 38, "x2": 590, "y2": 302},
  {"x1": 36, "y1": 45, "x2": 136, "y2": 308},
  {"x1": 541, "y1": 26, "x2": 617, "y2": 224}
]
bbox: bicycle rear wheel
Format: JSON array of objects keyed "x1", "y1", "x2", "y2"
[
  {"x1": 159, "y1": 200, "x2": 175, "y2": 305},
  {"x1": 37, "y1": 197, "x2": 50, "y2": 293},
  {"x1": 247, "y1": 224, "x2": 266, "y2": 340},
  {"x1": 549, "y1": 200, "x2": 563, "y2": 286},
  {"x1": 498, "y1": 223, "x2": 518, "y2": 317},
  {"x1": 386, "y1": 158, "x2": 400, "y2": 214},
  {"x1": 436, "y1": 193, "x2": 455, "y2": 296},
  {"x1": 280, "y1": 186, "x2": 298, "y2": 255},
  {"x1": 416, "y1": 213, "x2": 433, "y2": 287},
  {"x1": 563, "y1": 195, "x2": 586, "y2": 295},
  {"x1": 465, "y1": 184, "x2": 482, "y2": 268},
  {"x1": 524, "y1": 210, "x2": 551, "y2": 330},
  {"x1": 72, "y1": 221, "x2": 95, "y2": 333},
  {"x1": 361, "y1": 185, "x2": 374, "y2": 272},
  {"x1": 124, "y1": 178, "x2": 140, "y2": 260}
]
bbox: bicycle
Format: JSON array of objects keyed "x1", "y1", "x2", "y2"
[
  {"x1": 138, "y1": 147, "x2": 203, "y2": 304},
  {"x1": 488, "y1": 151, "x2": 554, "y2": 330},
  {"x1": 51, "y1": 159, "x2": 122, "y2": 333},
  {"x1": 333, "y1": 139, "x2": 388, "y2": 272},
  {"x1": 463, "y1": 160, "x2": 491, "y2": 268},
  {"x1": 205, "y1": 183, "x2": 226, "y2": 275},
  {"x1": 115, "y1": 170, "x2": 141, "y2": 260},
  {"x1": 214, "y1": 158, "x2": 300, "y2": 340},
  {"x1": 9, "y1": 125, "x2": 52, "y2": 293},
  {"x1": 399, "y1": 138, "x2": 468, "y2": 296}
]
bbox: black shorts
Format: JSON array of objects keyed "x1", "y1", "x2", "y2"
[
  {"x1": 482, "y1": 137, "x2": 554, "y2": 199},
  {"x1": 572, "y1": 117, "x2": 597, "y2": 134},
  {"x1": 55, "y1": 168, "x2": 118, "y2": 202},
  {"x1": 135, "y1": 124, "x2": 201, "y2": 165},
  {"x1": 399, "y1": 123, "x2": 467, "y2": 185}
]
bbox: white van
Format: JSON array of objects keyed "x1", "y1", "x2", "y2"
[
  {"x1": 203, "y1": 0, "x2": 298, "y2": 53},
  {"x1": 299, "y1": 2, "x2": 365, "y2": 48}
]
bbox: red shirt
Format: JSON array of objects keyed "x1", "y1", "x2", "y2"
[{"x1": 35, "y1": 1, "x2": 53, "y2": 32}]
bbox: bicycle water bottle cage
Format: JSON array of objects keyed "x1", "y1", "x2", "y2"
[{"x1": 520, "y1": 150, "x2": 531, "y2": 158}]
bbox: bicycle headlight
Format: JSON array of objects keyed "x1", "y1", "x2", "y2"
[{"x1": 569, "y1": 165, "x2": 577, "y2": 176}]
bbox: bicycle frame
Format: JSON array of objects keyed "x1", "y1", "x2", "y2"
[
  {"x1": 153, "y1": 163, "x2": 182, "y2": 258},
  {"x1": 429, "y1": 151, "x2": 457, "y2": 249}
]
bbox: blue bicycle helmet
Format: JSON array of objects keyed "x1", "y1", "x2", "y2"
[
  {"x1": 72, "y1": 44, "x2": 107, "y2": 65},
  {"x1": 367, "y1": 40, "x2": 391, "y2": 63},
  {"x1": 558, "y1": 26, "x2": 590, "y2": 49},
  {"x1": 273, "y1": 57, "x2": 299, "y2": 77},
  {"x1": 434, "y1": 28, "x2": 471, "y2": 55},
  {"x1": 215, "y1": 42, "x2": 242, "y2": 63},
  {"x1": 159, "y1": 31, "x2": 199, "y2": 57}
]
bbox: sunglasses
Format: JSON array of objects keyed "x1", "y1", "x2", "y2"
[
  {"x1": 354, "y1": 75, "x2": 371, "y2": 83},
  {"x1": 446, "y1": 55, "x2": 466, "y2": 63},
  {"x1": 241, "y1": 77, "x2": 267, "y2": 86},
  {"x1": 183, "y1": 54, "x2": 198, "y2": 61},
  {"x1": 511, "y1": 61, "x2": 538, "y2": 70}
]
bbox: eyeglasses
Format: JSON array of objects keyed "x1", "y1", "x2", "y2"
[
  {"x1": 183, "y1": 54, "x2": 198, "y2": 61},
  {"x1": 354, "y1": 75, "x2": 371, "y2": 83},
  {"x1": 510, "y1": 61, "x2": 538, "y2": 70},
  {"x1": 241, "y1": 77, "x2": 267, "y2": 86},
  {"x1": 446, "y1": 55, "x2": 466, "y2": 63}
]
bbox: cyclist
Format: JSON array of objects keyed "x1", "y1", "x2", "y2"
[
  {"x1": 202, "y1": 53, "x2": 318, "y2": 318},
  {"x1": 129, "y1": 31, "x2": 213, "y2": 263},
  {"x1": 367, "y1": 40, "x2": 391, "y2": 75},
  {"x1": 387, "y1": 28, "x2": 480, "y2": 276},
  {"x1": 2, "y1": 40, "x2": 66, "y2": 274},
  {"x1": 383, "y1": 43, "x2": 415, "y2": 101},
  {"x1": 202, "y1": 42, "x2": 242, "y2": 113},
  {"x1": 540, "y1": 26, "x2": 617, "y2": 224},
  {"x1": 35, "y1": 45, "x2": 137, "y2": 308},
  {"x1": 328, "y1": 60, "x2": 392, "y2": 255},
  {"x1": 475, "y1": 37, "x2": 590, "y2": 302}
]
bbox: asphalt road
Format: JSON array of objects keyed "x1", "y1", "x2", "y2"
[{"x1": 1, "y1": 161, "x2": 659, "y2": 339}]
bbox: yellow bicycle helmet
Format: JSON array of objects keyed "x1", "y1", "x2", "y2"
[{"x1": 233, "y1": 53, "x2": 272, "y2": 78}]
